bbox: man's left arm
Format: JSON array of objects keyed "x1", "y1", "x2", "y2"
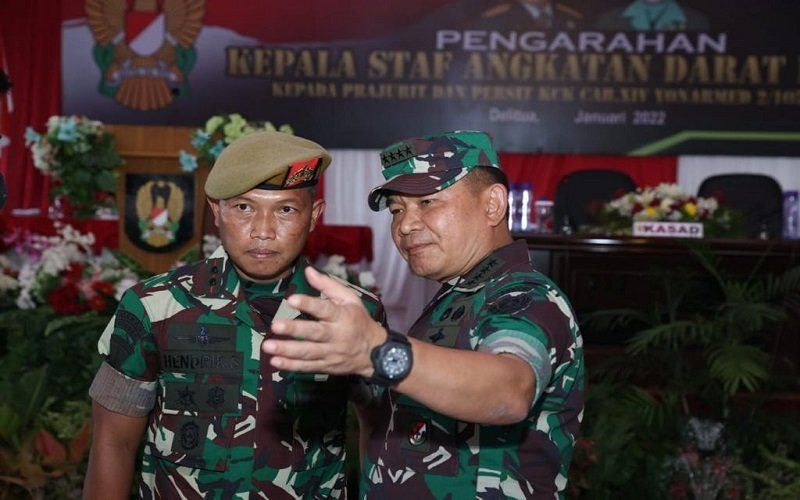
[{"x1": 264, "y1": 267, "x2": 540, "y2": 426}]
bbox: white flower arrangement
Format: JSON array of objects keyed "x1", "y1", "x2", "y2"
[
  {"x1": 605, "y1": 183, "x2": 718, "y2": 222},
  {"x1": 5, "y1": 224, "x2": 140, "y2": 313},
  {"x1": 320, "y1": 254, "x2": 379, "y2": 294},
  {"x1": 597, "y1": 183, "x2": 740, "y2": 237}
]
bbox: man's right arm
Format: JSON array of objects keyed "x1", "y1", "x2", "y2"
[{"x1": 83, "y1": 401, "x2": 148, "y2": 500}]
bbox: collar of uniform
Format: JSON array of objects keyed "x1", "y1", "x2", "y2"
[
  {"x1": 284, "y1": 255, "x2": 321, "y2": 298},
  {"x1": 270, "y1": 255, "x2": 324, "y2": 321},
  {"x1": 197, "y1": 245, "x2": 319, "y2": 299},
  {"x1": 190, "y1": 245, "x2": 239, "y2": 300},
  {"x1": 241, "y1": 275, "x2": 290, "y2": 298},
  {"x1": 452, "y1": 240, "x2": 528, "y2": 292},
  {"x1": 189, "y1": 245, "x2": 321, "y2": 330}
]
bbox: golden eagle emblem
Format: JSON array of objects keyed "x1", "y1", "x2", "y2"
[
  {"x1": 86, "y1": 0, "x2": 205, "y2": 111},
  {"x1": 135, "y1": 179, "x2": 185, "y2": 248}
]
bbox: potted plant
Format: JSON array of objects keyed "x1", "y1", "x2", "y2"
[
  {"x1": 25, "y1": 116, "x2": 122, "y2": 219},
  {"x1": 571, "y1": 246, "x2": 800, "y2": 497}
]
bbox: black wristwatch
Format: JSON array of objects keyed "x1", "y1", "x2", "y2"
[{"x1": 370, "y1": 330, "x2": 413, "y2": 386}]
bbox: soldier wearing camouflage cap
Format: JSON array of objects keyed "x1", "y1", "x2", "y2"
[
  {"x1": 263, "y1": 129, "x2": 584, "y2": 499},
  {"x1": 85, "y1": 131, "x2": 386, "y2": 499}
]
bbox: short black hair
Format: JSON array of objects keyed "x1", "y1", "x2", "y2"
[
  {"x1": 463, "y1": 166, "x2": 508, "y2": 194},
  {"x1": 463, "y1": 166, "x2": 510, "y2": 221}
]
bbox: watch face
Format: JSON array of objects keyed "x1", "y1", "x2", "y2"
[{"x1": 381, "y1": 345, "x2": 410, "y2": 379}]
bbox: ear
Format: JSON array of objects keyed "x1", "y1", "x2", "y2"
[
  {"x1": 484, "y1": 184, "x2": 508, "y2": 227},
  {"x1": 207, "y1": 197, "x2": 222, "y2": 228},
  {"x1": 310, "y1": 198, "x2": 326, "y2": 232}
]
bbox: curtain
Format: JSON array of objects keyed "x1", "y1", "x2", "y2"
[{"x1": 0, "y1": 0, "x2": 62, "y2": 214}]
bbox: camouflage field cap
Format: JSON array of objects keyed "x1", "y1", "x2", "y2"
[
  {"x1": 368, "y1": 130, "x2": 500, "y2": 211},
  {"x1": 205, "y1": 131, "x2": 331, "y2": 199}
]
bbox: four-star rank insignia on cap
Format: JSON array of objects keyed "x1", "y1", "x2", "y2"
[{"x1": 380, "y1": 143, "x2": 416, "y2": 167}]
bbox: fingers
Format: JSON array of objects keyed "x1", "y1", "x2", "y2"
[
  {"x1": 304, "y1": 267, "x2": 361, "y2": 305},
  {"x1": 262, "y1": 336, "x2": 348, "y2": 374},
  {"x1": 263, "y1": 337, "x2": 326, "y2": 361},
  {"x1": 283, "y1": 293, "x2": 339, "y2": 322},
  {"x1": 268, "y1": 356, "x2": 335, "y2": 373},
  {"x1": 270, "y1": 317, "x2": 327, "y2": 342}
]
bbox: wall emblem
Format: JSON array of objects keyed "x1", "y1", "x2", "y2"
[
  {"x1": 86, "y1": 0, "x2": 205, "y2": 110},
  {"x1": 124, "y1": 173, "x2": 195, "y2": 253}
]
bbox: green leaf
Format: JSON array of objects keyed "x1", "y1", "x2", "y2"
[
  {"x1": 16, "y1": 366, "x2": 49, "y2": 427},
  {"x1": 626, "y1": 320, "x2": 699, "y2": 354},
  {"x1": 582, "y1": 308, "x2": 653, "y2": 332},
  {"x1": 0, "y1": 404, "x2": 21, "y2": 442},
  {"x1": 109, "y1": 249, "x2": 153, "y2": 278},
  {"x1": 44, "y1": 311, "x2": 109, "y2": 337},
  {"x1": 95, "y1": 170, "x2": 116, "y2": 192},
  {"x1": 708, "y1": 344, "x2": 769, "y2": 395}
]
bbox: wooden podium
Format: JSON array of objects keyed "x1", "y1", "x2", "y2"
[{"x1": 107, "y1": 124, "x2": 209, "y2": 274}]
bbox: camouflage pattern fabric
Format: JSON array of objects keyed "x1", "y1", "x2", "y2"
[
  {"x1": 361, "y1": 241, "x2": 584, "y2": 499},
  {"x1": 368, "y1": 130, "x2": 500, "y2": 211},
  {"x1": 91, "y1": 246, "x2": 385, "y2": 499}
]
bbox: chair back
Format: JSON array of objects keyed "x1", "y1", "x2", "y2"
[
  {"x1": 554, "y1": 170, "x2": 637, "y2": 232},
  {"x1": 697, "y1": 173, "x2": 783, "y2": 238}
]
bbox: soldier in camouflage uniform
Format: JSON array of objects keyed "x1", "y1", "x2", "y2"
[
  {"x1": 263, "y1": 130, "x2": 584, "y2": 499},
  {"x1": 84, "y1": 131, "x2": 385, "y2": 499}
]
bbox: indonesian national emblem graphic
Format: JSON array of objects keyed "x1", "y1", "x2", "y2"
[{"x1": 86, "y1": 0, "x2": 205, "y2": 111}]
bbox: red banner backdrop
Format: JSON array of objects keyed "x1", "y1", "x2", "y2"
[
  {"x1": 1, "y1": 1, "x2": 678, "y2": 214},
  {"x1": 500, "y1": 153, "x2": 677, "y2": 201}
]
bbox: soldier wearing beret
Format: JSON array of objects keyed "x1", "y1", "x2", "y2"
[
  {"x1": 84, "y1": 131, "x2": 386, "y2": 498},
  {"x1": 262, "y1": 130, "x2": 584, "y2": 498}
]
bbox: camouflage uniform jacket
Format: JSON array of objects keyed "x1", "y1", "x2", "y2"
[
  {"x1": 90, "y1": 246, "x2": 385, "y2": 499},
  {"x1": 361, "y1": 240, "x2": 584, "y2": 499}
]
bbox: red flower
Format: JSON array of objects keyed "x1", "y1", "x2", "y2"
[
  {"x1": 64, "y1": 263, "x2": 86, "y2": 283},
  {"x1": 88, "y1": 294, "x2": 108, "y2": 312},
  {"x1": 91, "y1": 280, "x2": 115, "y2": 297},
  {"x1": 669, "y1": 481, "x2": 688, "y2": 499},
  {"x1": 725, "y1": 484, "x2": 741, "y2": 500},
  {"x1": 46, "y1": 283, "x2": 89, "y2": 314}
]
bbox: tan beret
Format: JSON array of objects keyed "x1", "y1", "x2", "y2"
[{"x1": 204, "y1": 131, "x2": 332, "y2": 199}]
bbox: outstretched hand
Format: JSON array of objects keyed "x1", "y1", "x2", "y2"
[{"x1": 262, "y1": 266, "x2": 387, "y2": 377}]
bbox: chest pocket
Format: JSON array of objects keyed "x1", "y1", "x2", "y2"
[
  {"x1": 390, "y1": 395, "x2": 467, "y2": 477},
  {"x1": 286, "y1": 372, "x2": 350, "y2": 471},
  {"x1": 150, "y1": 322, "x2": 244, "y2": 471},
  {"x1": 420, "y1": 298, "x2": 473, "y2": 348}
]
